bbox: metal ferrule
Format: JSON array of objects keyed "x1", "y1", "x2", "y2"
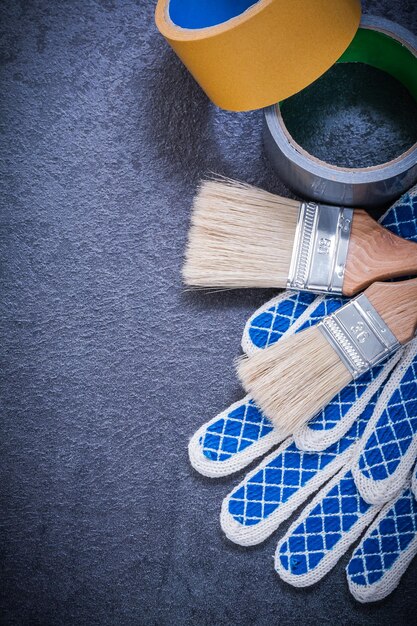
[
  {"x1": 287, "y1": 202, "x2": 353, "y2": 294},
  {"x1": 318, "y1": 293, "x2": 400, "y2": 379}
]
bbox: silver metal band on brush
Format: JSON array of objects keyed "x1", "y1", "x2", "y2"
[
  {"x1": 287, "y1": 202, "x2": 353, "y2": 294},
  {"x1": 318, "y1": 294, "x2": 400, "y2": 379},
  {"x1": 264, "y1": 16, "x2": 417, "y2": 208}
]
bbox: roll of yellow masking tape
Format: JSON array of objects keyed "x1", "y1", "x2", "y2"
[{"x1": 155, "y1": 0, "x2": 361, "y2": 112}]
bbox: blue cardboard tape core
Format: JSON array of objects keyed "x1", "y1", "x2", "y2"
[{"x1": 169, "y1": 1, "x2": 259, "y2": 30}]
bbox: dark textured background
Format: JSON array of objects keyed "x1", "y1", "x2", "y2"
[{"x1": 1, "y1": 1, "x2": 417, "y2": 624}]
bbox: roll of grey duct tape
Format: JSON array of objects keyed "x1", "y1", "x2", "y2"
[{"x1": 264, "y1": 16, "x2": 417, "y2": 207}]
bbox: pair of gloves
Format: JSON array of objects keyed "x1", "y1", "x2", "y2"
[{"x1": 188, "y1": 186, "x2": 417, "y2": 603}]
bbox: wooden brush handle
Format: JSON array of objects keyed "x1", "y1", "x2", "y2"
[
  {"x1": 365, "y1": 278, "x2": 417, "y2": 344},
  {"x1": 343, "y1": 211, "x2": 417, "y2": 297}
]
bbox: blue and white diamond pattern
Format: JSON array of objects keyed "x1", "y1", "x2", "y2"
[
  {"x1": 244, "y1": 291, "x2": 316, "y2": 352},
  {"x1": 275, "y1": 469, "x2": 381, "y2": 587},
  {"x1": 305, "y1": 367, "x2": 384, "y2": 433},
  {"x1": 355, "y1": 347, "x2": 417, "y2": 503},
  {"x1": 188, "y1": 396, "x2": 285, "y2": 477},
  {"x1": 381, "y1": 193, "x2": 417, "y2": 243},
  {"x1": 201, "y1": 398, "x2": 274, "y2": 462},
  {"x1": 347, "y1": 486, "x2": 417, "y2": 603},
  {"x1": 221, "y1": 399, "x2": 377, "y2": 546},
  {"x1": 296, "y1": 353, "x2": 401, "y2": 453},
  {"x1": 245, "y1": 292, "x2": 343, "y2": 353},
  {"x1": 297, "y1": 297, "x2": 346, "y2": 331}
]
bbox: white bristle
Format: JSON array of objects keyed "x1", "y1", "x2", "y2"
[
  {"x1": 237, "y1": 326, "x2": 352, "y2": 436},
  {"x1": 182, "y1": 178, "x2": 300, "y2": 288}
]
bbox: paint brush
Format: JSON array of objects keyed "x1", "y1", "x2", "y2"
[
  {"x1": 237, "y1": 279, "x2": 417, "y2": 436},
  {"x1": 183, "y1": 179, "x2": 417, "y2": 295}
]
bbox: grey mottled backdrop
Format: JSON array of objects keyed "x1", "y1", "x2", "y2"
[{"x1": 1, "y1": 1, "x2": 417, "y2": 624}]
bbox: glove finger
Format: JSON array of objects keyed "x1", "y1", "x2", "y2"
[
  {"x1": 242, "y1": 292, "x2": 344, "y2": 355},
  {"x1": 188, "y1": 395, "x2": 286, "y2": 477},
  {"x1": 352, "y1": 339, "x2": 417, "y2": 505},
  {"x1": 347, "y1": 480, "x2": 417, "y2": 603},
  {"x1": 294, "y1": 353, "x2": 401, "y2": 453},
  {"x1": 190, "y1": 295, "x2": 342, "y2": 477},
  {"x1": 220, "y1": 396, "x2": 377, "y2": 546},
  {"x1": 274, "y1": 466, "x2": 382, "y2": 587}
]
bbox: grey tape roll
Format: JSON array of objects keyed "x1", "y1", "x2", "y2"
[{"x1": 264, "y1": 16, "x2": 417, "y2": 208}]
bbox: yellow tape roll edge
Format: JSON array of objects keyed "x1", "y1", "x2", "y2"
[{"x1": 155, "y1": 0, "x2": 362, "y2": 112}]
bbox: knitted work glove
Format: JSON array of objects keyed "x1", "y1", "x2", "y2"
[
  {"x1": 345, "y1": 342, "x2": 417, "y2": 603},
  {"x1": 274, "y1": 339, "x2": 417, "y2": 600},
  {"x1": 188, "y1": 187, "x2": 417, "y2": 602},
  {"x1": 347, "y1": 470, "x2": 417, "y2": 602}
]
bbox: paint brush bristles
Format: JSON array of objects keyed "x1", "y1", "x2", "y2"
[
  {"x1": 238, "y1": 279, "x2": 417, "y2": 436},
  {"x1": 182, "y1": 179, "x2": 299, "y2": 288},
  {"x1": 237, "y1": 326, "x2": 352, "y2": 436}
]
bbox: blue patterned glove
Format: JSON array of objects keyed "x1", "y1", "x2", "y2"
[
  {"x1": 188, "y1": 188, "x2": 417, "y2": 602},
  {"x1": 274, "y1": 338, "x2": 417, "y2": 599},
  {"x1": 347, "y1": 469, "x2": 417, "y2": 602},
  {"x1": 189, "y1": 291, "x2": 400, "y2": 477}
]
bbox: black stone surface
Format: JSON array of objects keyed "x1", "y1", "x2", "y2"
[{"x1": 1, "y1": 1, "x2": 417, "y2": 624}]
